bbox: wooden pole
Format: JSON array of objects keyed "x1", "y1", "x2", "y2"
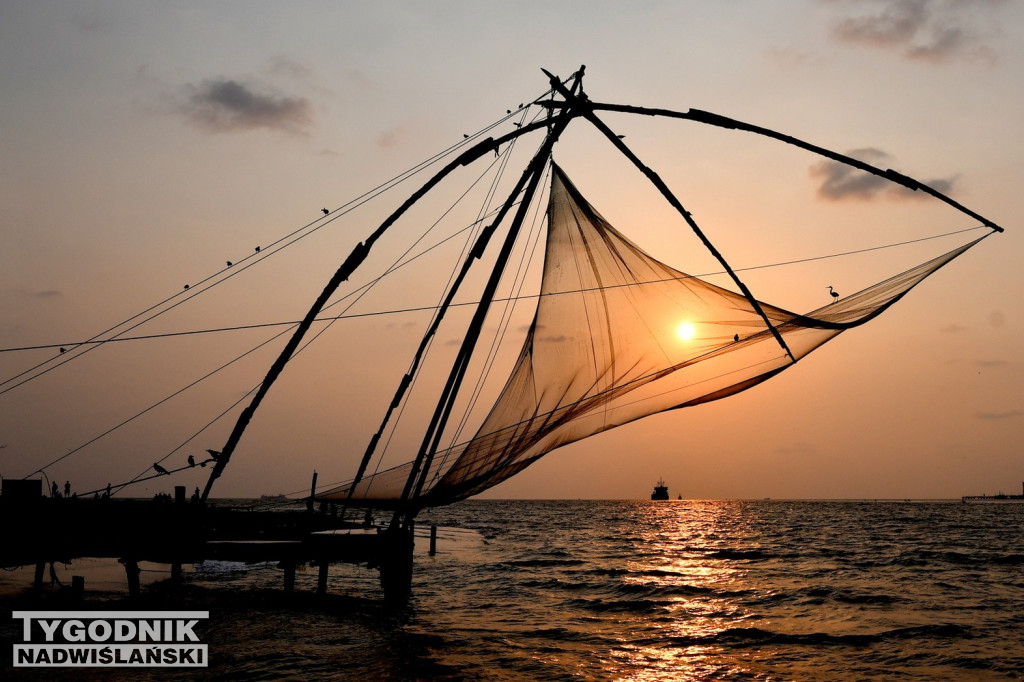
[
  {"x1": 122, "y1": 558, "x2": 140, "y2": 598},
  {"x1": 542, "y1": 71, "x2": 795, "y2": 362},
  {"x1": 283, "y1": 562, "x2": 296, "y2": 593},
  {"x1": 307, "y1": 470, "x2": 318, "y2": 514},
  {"x1": 317, "y1": 560, "x2": 329, "y2": 594},
  {"x1": 401, "y1": 104, "x2": 579, "y2": 515}
]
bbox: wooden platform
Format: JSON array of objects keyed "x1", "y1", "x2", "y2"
[{"x1": 0, "y1": 496, "x2": 414, "y2": 602}]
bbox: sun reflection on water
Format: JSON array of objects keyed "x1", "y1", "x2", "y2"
[{"x1": 608, "y1": 501, "x2": 762, "y2": 680}]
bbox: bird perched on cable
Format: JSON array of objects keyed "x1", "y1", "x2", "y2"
[
  {"x1": 255, "y1": 246, "x2": 261, "y2": 253},
  {"x1": 187, "y1": 455, "x2": 196, "y2": 467},
  {"x1": 59, "y1": 347, "x2": 66, "y2": 354},
  {"x1": 226, "y1": 261, "x2": 233, "y2": 267},
  {"x1": 321, "y1": 208, "x2": 329, "y2": 216},
  {"x1": 184, "y1": 284, "x2": 190, "y2": 290},
  {"x1": 827, "y1": 285, "x2": 840, "y2": 303},
  {"x1": 206, "y1": 449, "x2": 222, "y2": 461},
  {"x1": 153, "y1": 463, "x2": 169, "y2": 475}
]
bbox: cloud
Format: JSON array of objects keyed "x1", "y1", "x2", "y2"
[
  {"x1": 809, "y1": 147, "x2": 957, "y2": 201},
  {"x1": 177, "y1": 78, "x2": 313, "y2": 134},
  {"x1": 827, "y1": 0, "x2": 1004, "y2": 63},
  {"x1": 775, "y1": 441, "x2": 818, "y2": 457},
  {"x1": 976, "y1": 410, "x2": 1023, "y2": 420},
  {"x1": 14, "y1": 288, "x2": 61, "y2": 300}
]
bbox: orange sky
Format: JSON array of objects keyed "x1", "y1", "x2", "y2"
[{"x1": 1, "y1": 2, "x2": 1021, "y2": 500}]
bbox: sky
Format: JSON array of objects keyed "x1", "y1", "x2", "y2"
[{"x1": 1, "y1": 0, "x2": 1021, "y2": 501}]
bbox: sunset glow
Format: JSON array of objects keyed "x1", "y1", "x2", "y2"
[
  {"x1": 676, "y1": 321, "x2": 696, "y2": 341},
  {"x1": 0, "y1": 2, "x2": 1018, "y2": 501}
]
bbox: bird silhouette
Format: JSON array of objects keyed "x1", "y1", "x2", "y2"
[
  {"x1": 321, "y1": 208, "x2": 329, "y2": 215},
  {"x1": 206, "y1": 449, "x2": 222, "y2": 461},
  {"x1": 184, "y1": 284, "x2": 190, "y2": 290},
  {"x1": 187, "y1": 455, "x2": 196, "y2": 467},
  {"x1": 827, "y1": 285, "x2": 840, "y2": 303},
  {"x1": 463, "y1": 134, "x2": 469, "y2": 139},
  {"x1": 59, "y1": 347, "x2": 67, "y2": 354},
  {"x1": 255, "y1": 246, "x2": 261, "y2": 253},
  {"x1": 734, "y1": 334, "x2": 740, "y2": 343},
  {"x1": 153, "y1": 463, "x2": 169, "y2": 475},
  {"x1": 226, "y1": 261, "x2": 233, "y2": 267}
]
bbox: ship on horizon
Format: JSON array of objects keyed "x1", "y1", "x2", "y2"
[{"x1": 651, "y1": 479, "x2": 669, "y2": 501}]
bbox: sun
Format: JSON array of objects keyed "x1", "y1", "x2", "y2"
[{"x1": 676, "y1": 321, "x2": 696, "y2": 341}]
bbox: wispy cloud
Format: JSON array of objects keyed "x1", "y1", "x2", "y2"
[
  {"x1": 827, "y1": 0, "x2": 1005, "y2": 63},
  {"x1": 14, "y1": 288, "x2": 62, "y2": 300},
  {"x1": 976, "y1": 410, "x2": 1022, "y2": 420},
  {"x1": 775, "y1": 441, "x2": 818, "y2": 457},
  {"x1": 176, "y1": 78, "x2": 313, "y2": 134},
  {"x1": 809, "y1": 147, "x2": 956, "y2": 201}
]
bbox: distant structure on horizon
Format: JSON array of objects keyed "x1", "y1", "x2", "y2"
[
  {"x1": 651, "y1": 479, "x2": 669, "y2": 501},
  {"x1": 962, "y1": 481, "x2": 1024, "y2": 503}
]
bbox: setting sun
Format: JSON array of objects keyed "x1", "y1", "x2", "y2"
[{"x1": 676, "y1": 321, "x2": 696, "y2": 341}]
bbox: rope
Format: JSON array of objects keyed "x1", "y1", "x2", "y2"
[{"x1": 0, "y1": 224, "x2": 986, "y2": 355}]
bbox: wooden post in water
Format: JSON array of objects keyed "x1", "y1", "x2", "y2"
[
  {"x1": 317, "y1": 560, "x2": 329, "y2": 594},
  {"x1": 172, "y1": 485, "x2": 186, "y2": 580},
  {"x1": 429, "y1": 524, "x2": 437, "y2": 556},
  {"x1": 307, "y1": 470, "x2": 318, "y2": 514},
  {"x1": 71, "y1": 575, "x2": 84, "y2": 599},
  {"x1": 33, "y1": 561, "x2": 45, "y2": 590},
  {"x1": 283, "y1": 561, "x2": 296, "y2": 593},
  {"x1": 122, "y1": 558, "x2": 141, "y2": 598}
]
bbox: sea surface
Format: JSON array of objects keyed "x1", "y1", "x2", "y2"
[{"x1": 3, "y1": 499, "x2": 1024, "y2": 680}]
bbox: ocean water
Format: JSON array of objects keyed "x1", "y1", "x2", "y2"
[{"x1": 3, "y1": 499, "x2": 1024, "y2": 680}]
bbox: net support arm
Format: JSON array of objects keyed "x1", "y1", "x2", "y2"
[
  {"x1": 541, "y1": 70, "x2": 796, "y2": 362},
  {"x1": 397, "y1": 87, "x2": 581, "y2": 521},
  {"x1": 543, "y1": 100, "x2": 1004, "y2": 234}
]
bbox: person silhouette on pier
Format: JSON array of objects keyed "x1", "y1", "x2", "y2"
[
  {"x1": 64, "y1": 481, "x2": 70, "y2": 498},
  {"x1": 51, "y1": 482, "x2": 59, "y2": 498}
]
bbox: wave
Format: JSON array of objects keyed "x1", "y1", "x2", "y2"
[
  {"x1": 502, "y1": 558, "x2": 587, "y2": 568},
  {"x1": 634, "y1": 623, "x2": 971, "y2": 649},
  {"x1": 705, "y1": 548, "x2": 771, "y2": 560}
]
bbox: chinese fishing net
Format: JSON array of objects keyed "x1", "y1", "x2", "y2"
[{"x1": 326, "y1": 163, "x2": 987, "y2": 507}]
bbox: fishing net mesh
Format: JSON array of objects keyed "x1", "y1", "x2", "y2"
[{"x1": 326, "y1": 164, "x2": 984, "y2": 507}]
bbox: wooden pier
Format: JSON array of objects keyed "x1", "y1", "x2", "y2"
[
  {"x1": 961, "y1": 482, "x2": 1024, "y2": 503},
  {"x1": 1, "y1": 488, "x2": 414, "y2": 603}
]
